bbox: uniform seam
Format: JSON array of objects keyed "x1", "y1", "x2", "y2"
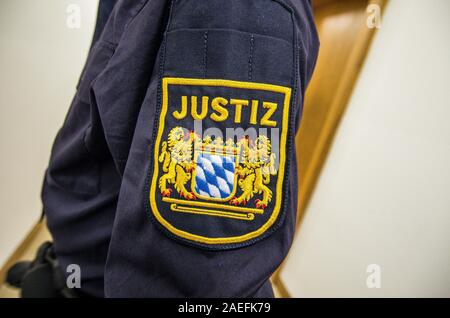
[
  {"x1": 118, "y1": 0, "x2": 150, "y2": 44},
  {"x1": 166, "y1": 28, "x2": 292, "y2": 46},
  {"x1": 203, "y1": 31, "x2": 209, "y2": 78},
  {"x1": 248, "y1": 34, "x2": 254, "y2": 81}
]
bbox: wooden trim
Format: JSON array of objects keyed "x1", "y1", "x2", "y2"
[
  {"x1": 271, "y1": 267, "x2": 290, "y2": 298},
  {"x1": 298, "y1": 0, "x2": 388, "y2": 228},
  {"x1": 0, "y1": 221, "x2": 44, "y2": 283},
  {"x1": 313, "y1": 0, "x2": 336, "y2": 10},
  {"x1": 273, "y1": 0, "x2": 388, "y2": 297}
]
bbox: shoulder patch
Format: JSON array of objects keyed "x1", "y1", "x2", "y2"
[{"x1": 149, "y1": 77, "x2": 291, "y2": 249}]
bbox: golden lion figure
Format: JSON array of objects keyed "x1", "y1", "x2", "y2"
[
  {"x1": 230, "y1": 135, "x2": 277, "y2": 209},
  {"x1": 158, "y1": 127, "x2": 196, "y2": 200}
]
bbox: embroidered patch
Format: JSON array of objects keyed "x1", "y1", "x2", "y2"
[{"x1": 149, "y1": 78, "x2": 291, "y2": 248}]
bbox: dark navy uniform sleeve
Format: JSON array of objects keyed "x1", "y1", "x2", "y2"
[
  {"x1": 42, "y1": 0, "x2": 170, "y2": 297},
  {"x1": 43, "y1": 0, "x2": 319, "y2": 298}
]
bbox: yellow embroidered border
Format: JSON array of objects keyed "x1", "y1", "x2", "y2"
[{"x1": 149, "y1": 77, "x2": 292, "y2": 244}]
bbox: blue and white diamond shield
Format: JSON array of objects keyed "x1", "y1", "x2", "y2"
[{"x1": 192, "y1": 152, "x2": 237, "y2": 201}]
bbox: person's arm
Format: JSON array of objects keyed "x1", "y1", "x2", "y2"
[{"x1": 101, "y1": 0, "x2": 319, "y2": 297}]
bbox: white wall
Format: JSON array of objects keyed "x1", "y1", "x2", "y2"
[
  {"x1": 0, "y1": 0, "x2": 98, "y2": 266},
  {"x1": 281, "y1": 0, "x2": 450, "y2": 297}
]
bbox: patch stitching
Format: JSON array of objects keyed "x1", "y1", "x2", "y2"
[
  {"x1": 248, "y1": 34, "x2": 254, "y2": 80},
  {"x1": 149, "y1": 77, "x2": 292, "y2": 245},
  {"x1": 203, "y1": 31, "x2": 208, "y2": 78}
]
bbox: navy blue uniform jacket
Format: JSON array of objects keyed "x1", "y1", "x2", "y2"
[{"x1": 42, "y1": 0, "x2": 319, "y2": 297}]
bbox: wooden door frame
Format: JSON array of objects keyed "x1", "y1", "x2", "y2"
[{"x1": 272, "y1": 0, "x2": 389, "y2": 298}]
